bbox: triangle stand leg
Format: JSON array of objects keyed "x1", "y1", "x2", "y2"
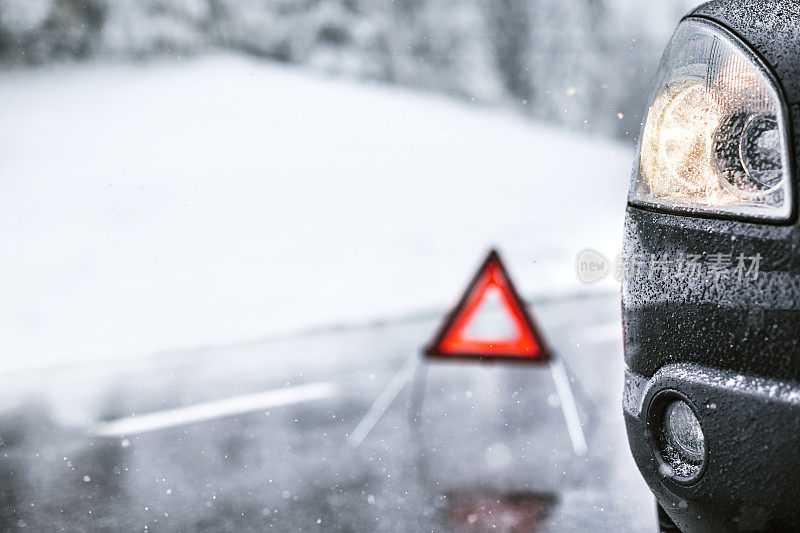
[
  {"x1": 407, "y1": 356, "x2": 429, "y2": 428},
  {"x1": 347, "y1": 350, "x2": 419, "y2": 449},
  {"x1": 549, "y1": 354, "x2": 588, "y2": 457}
]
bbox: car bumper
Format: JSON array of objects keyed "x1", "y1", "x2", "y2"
[{"x1": 623, "y1": 363, "x2": 800, "y2": 531}]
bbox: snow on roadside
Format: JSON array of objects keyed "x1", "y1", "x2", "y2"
[{"x1": 0, "y1": 54, "x2": 631, "y2": 374}]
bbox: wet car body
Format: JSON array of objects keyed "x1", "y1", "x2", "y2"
[{"x1": 622, "y1": 1, "x2": 800, "y2": 531}]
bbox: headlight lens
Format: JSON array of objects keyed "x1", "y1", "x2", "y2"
[{"x1": 631, "y1": 19, "x2": 792, "y2": 220}]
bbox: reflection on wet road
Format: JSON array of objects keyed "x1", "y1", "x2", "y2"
[
  {"x1": 443, "y1": 490, "x2": 557, "y2": 532},
  {"x1": 0, "y1": 293, "x2": 652, "y2": 531}
]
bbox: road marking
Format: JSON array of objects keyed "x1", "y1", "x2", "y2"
[
  {"x1": 347, "y1": 351, "x2": 419, "y2": 448},
  {"x1": 91, "y1": 382, "x2": 338, "y2": 437},
  {"x1": 550, "y1": 357, "x2": 588, "y2": 457}
]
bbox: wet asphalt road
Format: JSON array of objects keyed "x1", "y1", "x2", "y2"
[{"x1": 0, "y1": 292, "x2": 654, "y2": 532}]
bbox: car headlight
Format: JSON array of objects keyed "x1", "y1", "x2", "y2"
[{"x1": 630, "y1": 19, "x2": 793, "y2": 221}]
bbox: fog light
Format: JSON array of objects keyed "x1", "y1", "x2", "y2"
[{"x1": 658, "y1": 400, "x2": 705, "y2": 478}]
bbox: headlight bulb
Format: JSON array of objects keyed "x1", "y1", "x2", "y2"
[{"x1": 641, "y1": 81, "x2": 721, "y2": 199}]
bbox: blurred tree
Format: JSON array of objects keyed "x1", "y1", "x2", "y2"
[
  {"x1": 101, "y1": 0, "x2": 210, "y2": 57},
  {"x1": 526, "y1": 0, "x2": 611, "y2": 131},
  {"x1": 0, "y1": 0, "x2": 105, "y2": 63},
  {"x1": 485, "y1": 0, "x2": 532, "y2": 102},
  {"x1": 0, "y1": 0, "x2": 694, "y2": 142}
]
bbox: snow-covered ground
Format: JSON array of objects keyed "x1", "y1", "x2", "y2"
[{"x1": 0, "y1": 55, "x2": 631, "y2": 374}]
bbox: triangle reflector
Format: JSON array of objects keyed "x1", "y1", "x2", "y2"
[{"x1": 425, "y1": 250, "x2": 550, "y2": 363}]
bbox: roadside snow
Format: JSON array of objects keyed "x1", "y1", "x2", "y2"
[{"x1": 0, "y1": 54, "x2": 631, "y2": 373}]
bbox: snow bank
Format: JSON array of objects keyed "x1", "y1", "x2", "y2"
[{"x1": 0, "y1": 55, "x2": 631, "y2": 372}]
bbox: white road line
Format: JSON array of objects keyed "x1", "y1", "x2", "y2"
[
  {"x1": 347, "y1": 351, "x2": 419, "y2": 448},
  {"x1": 91, "y1": 382, "x2": 338, "y2": 437},
  {"x1": 550, "y1": 357, "x2": 588, "y2": 457}
]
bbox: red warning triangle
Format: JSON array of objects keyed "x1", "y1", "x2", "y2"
[{"x1": 425, "y1": 250, "x2": 550, "y2": 363}]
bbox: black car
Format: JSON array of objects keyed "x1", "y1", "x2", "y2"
[{"x1": 622, "y1": 1, "x2": 800, "y2": 531}]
